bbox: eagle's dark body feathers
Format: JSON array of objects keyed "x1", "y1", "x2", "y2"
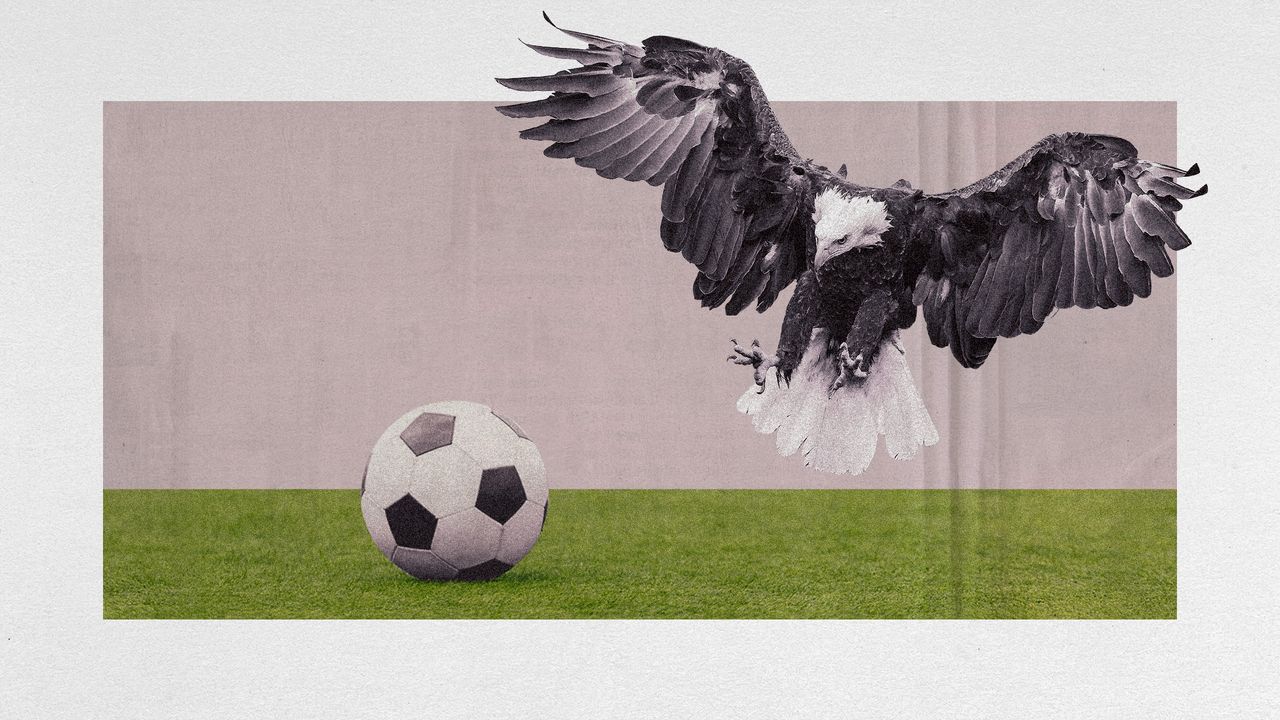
[{"x1": 772, "y1": 185, "x2": 922, "y2": 380}]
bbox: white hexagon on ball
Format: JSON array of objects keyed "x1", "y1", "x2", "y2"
[
  {"x1": 390, "y1": 547, "x2": 457, "y2": 580},
  {"x1": 420, "y1": 400, "x2": 490, "y2": 419},
  {"x1": 496, "y1": 500, "x2": 545, "y2": 566},
  {"x1": 512, "y1": 439, "x2": 548, "y2": 507},
  {"x1": 361, "y1": 431, "x2": 416, "y2": 508},
  {"x1": 431, "y1": 508, "x2": 503, "y2": 570},
  {"x1": 450, "y1": 410, "x2": 522, "y2": 469},
  {"x1": 406, "y1": 444, "x2": 482, "y2": 518},
  {"x1": 360, "y1": 493, "x2": 397, "y2": 561}
]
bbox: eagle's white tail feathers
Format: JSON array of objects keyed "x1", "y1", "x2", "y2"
[{"x1": 736, "y1": 329, "x2": 938, "y2": 475}]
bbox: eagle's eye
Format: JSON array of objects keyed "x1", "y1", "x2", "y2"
[{"x1": 837, "y1": 236, "x2": 849, "y2": 245}]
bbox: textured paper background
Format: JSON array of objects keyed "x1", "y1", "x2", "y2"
[
  {"x1": 6, "y1": 1, "x2": 1279, "y2": 717},
  {"x1": 105, "y1": 101, "x2": 1176, "y2": 489}
]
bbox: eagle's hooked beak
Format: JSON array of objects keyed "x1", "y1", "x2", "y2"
[
  {"x1": 814, "y1": 245, "x2": 833, "y2": 271},
  {"x1": 813, "y1": 236, "x2": 846, "y2": 271}
]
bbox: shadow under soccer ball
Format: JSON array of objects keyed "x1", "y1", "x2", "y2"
[{"x1": 361, "y1": 401, "x2": 548, "y2": 581}]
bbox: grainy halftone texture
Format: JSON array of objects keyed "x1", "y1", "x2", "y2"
[{"x1": 104, "y1": 102, "x2": 1176, "y2": 489}]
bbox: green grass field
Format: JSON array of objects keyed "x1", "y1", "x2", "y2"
[{"x1": 103, "y1": 489, "x2": 1174, "y2": 619}]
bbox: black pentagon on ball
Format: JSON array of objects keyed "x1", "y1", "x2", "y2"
[
  {"x1": 399, "y1": 412, "x2": 454, "y2": 456},
  {"x1": 476, "y1": 465, "x2": 526, "y2": 524},
  {"x1": 456, "y1": 559, "x2": 513, "y2": 581},
  {"x1": 384, "y1": 494, "x2": 438, "y2": 550}
]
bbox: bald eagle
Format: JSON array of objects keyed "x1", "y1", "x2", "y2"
[{"x1": 496, "y1": 15, "x2": 1205, "y2": 475}]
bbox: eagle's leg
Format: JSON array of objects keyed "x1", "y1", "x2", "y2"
[
  {"x1": 829, "y1": 287, "x2": 896, "y2": 396},
  {"x1": 727, "y1": 270, "x2": 820, "y2": 393},
  {"x1": 772, "y1": 270, "x2": 820, "y2": 386}
]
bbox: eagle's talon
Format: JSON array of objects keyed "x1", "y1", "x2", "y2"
[
  {"x1": 729, "y1": 338, "x2": 779, "y2": 391},
  {"x1": 828, "y1": 342, "x2": 870, "y2": 396},
  {"x1": 852, "y1": 355, "x2": 869, "y2": 378}
]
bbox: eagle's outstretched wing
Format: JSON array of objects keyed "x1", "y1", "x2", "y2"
[
  {"x1": 497, "y1": 14, "x2": 815, "y2": 315},
  {"x1": 908, "y1": 133, "x2": 1206, "y2": 368}
]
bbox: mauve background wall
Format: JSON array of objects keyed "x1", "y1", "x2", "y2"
[{"x1": 104, "y1": 101, "x2": 1176, "y2": 489}]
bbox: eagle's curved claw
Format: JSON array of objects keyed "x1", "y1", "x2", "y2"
[
  {"x1": 728, "y1": 338, "x2": 779, "y2": 393},
  {"x1": 828, "y1": 342, "x2": 869, "y2": 397}
]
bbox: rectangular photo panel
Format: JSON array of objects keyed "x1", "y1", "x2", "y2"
[{"x1": 104, "y1": 100, "x2": 1181, "y2": 618}]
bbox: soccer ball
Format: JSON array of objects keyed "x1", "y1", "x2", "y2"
[{"x1": 361, "y1": 401, "x2": 547, "y2": 581}]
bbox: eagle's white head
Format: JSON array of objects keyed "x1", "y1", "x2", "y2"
[{"x1": 812, "y1": 187, "x2": 892, "y2": 270}]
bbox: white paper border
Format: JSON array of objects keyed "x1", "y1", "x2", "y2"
[{"x1": 4, "y1": 1, "x2": 1279, "y2": 716}]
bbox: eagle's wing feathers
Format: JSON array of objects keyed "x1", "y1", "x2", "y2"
[
  {"x1": 909, "y1": 133, "x2": 1204, "y2": 368},
  {"x1": 497, "y1": 14, "x2": 814, "y2": 314}
]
